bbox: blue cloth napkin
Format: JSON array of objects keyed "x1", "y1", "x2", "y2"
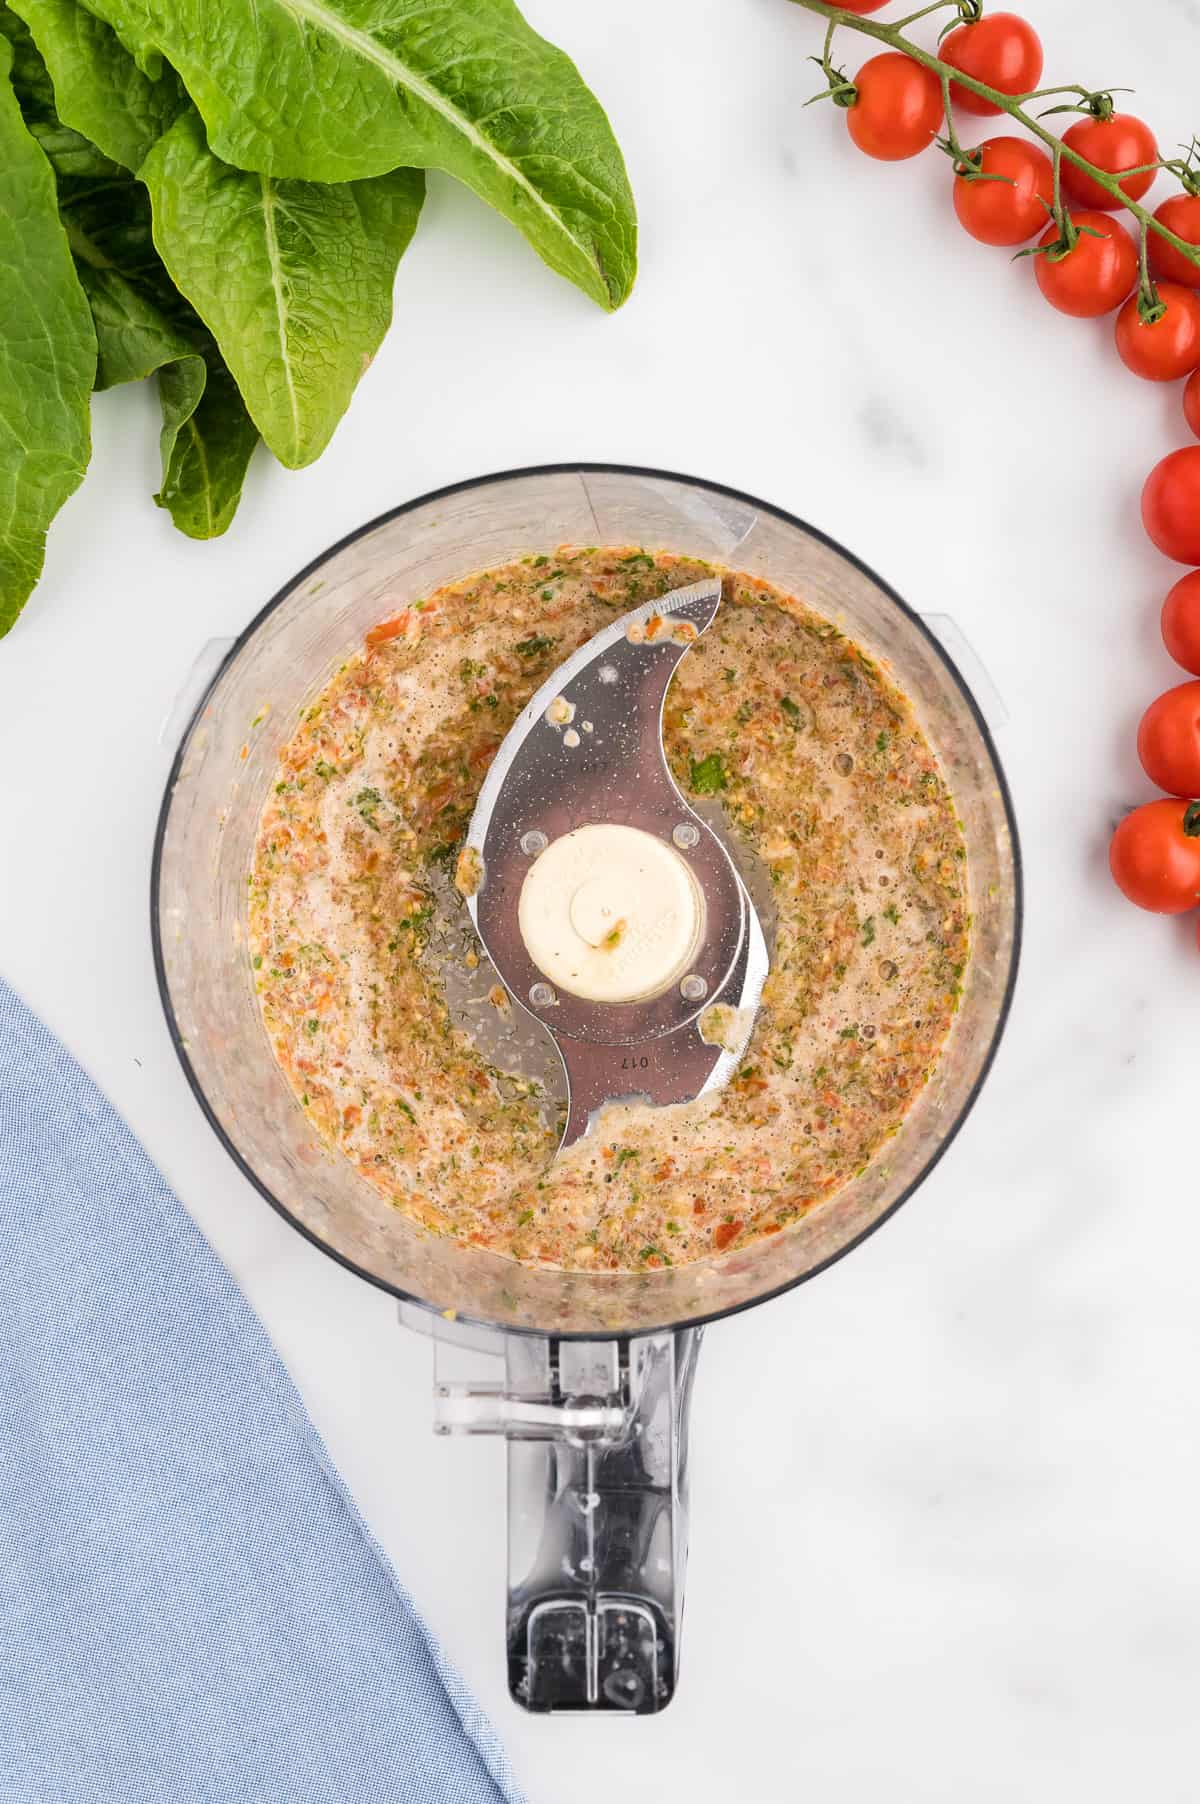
[{"x1": 0, "y1": 978, "x2": 524, "y2": 1804}]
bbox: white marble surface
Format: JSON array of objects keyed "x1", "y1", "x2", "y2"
[{"x1": 3, "y1": 0, "x2": 1200, "y2": 1797}]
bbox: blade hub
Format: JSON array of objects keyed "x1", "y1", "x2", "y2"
[{"x1": 518, "y1": 823, "x2": 704, "y2": 1005}]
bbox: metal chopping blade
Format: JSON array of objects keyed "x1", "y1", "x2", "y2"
[{"x1": 464, "y1": 579, "x2": 769, "y2": 1148}]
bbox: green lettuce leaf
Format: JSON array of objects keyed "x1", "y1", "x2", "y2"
[
  {"x1": 77, "y1": 261, "x2": 198, "y2": 388},
  {"x1": 27, "y1": 113, "x2": 120, "y2": 176},
  {"x1": 10, "y1": 0, "x2": 183, "y2": 167},
  {"x1": 0, "y1": 4, "x2": 121, "y2": 180},
  {"x1": 156, "y1": 349, "x2": 258, "y2": 539},
  {"x1": 0, "y1": 33, "x2": 95, "y2": 634},
  {"x1": 141, "y1": 108, "x2": 424, "y2": 468},
  {"x1": 61, "y1": 161, "x2": 257, "y2": 535},
  {"x1": 74, "y1": 0, "x2": 636, "y2": 309},
  {"x1": 14, "y1": 0, "x2": 425, "y2": 472},
  {"x1": 6, "y1": 5, "x2": 258, "y2": 539},
  {"x1": 0, "y1": 0, "x2": 53, "y2": 112}
]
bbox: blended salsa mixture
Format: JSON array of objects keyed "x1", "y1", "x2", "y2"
[{"x1": 248, "y1": 549, "x2": 969, "y2": 1272}]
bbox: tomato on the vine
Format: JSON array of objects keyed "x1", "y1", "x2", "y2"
[
  {"x1": 836, "y1": 0, "x2": 890, "y2": 10},
  {"x1": 1137, "y1": 682, "x2": 1200, "y2": 797},
  {"x1": 846, "y1": 54, "x2": 943, "y2": 161},
  {"x1": 1149, "y1": 195, "x2": 1200, "y2": 289},
  {"x1": 1115, "y1": 285, "x2": 1200, "y2": 382},
  {"x1": 1143, "y1": 448, "x2": 1200, "y2": 564},
  {"x1": 1060, "y1": 113, "x2": 1159, "y2": 211},
  {"x1": 1109, "y1": 799, "x2": 1200, "y2": 914},
  {"x1": 952, "y1": 138, "x2": 1053, "y2": 246},
  {"x1": 1033, "y1": 211, "x2": 1137, "y2": 317},
  {"x1": 1184, "y1": 367, "x2": 1200, "y2": 440},
  {"x1": 1161, "y1": 572, "x2": 1200, "y2": 677},
  {"x1": 941, "y1": 13, "x2": 1043, "y2": 115}
]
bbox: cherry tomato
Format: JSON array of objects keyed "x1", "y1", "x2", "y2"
[
  {"x1": 846, "y1": 54, "x2": 943, "y2": 161},
  {"x1": 952, "y1": 137, "x2": 1054, "y2": 246},
  {"x1": 1137, "y1": 681, "x2": 1200, "y2": 796},
  {"x1": 1185, "y1": 368, "x2": 1200, "y2": 440},
  {"x1": 941, "y1": 13, "x2": 1043, "y2": 115},
  {"x1": 1149, "y1": 195, "x2": 1200, "y2": 289},
  {"x1": 1161, "y1": 571, "x2": 1200, "y2": 676},
  {"x1": 1115, "y1": 285, "x2": 1200, "y2": 382},
  {"x1": 1033, "y1": 210, "x2": 1138, "y2": 317},
  {"x1": 1109, "y1": 798, "x2": 1200, "y2": 914},
  {"x1": 837, "y1": 0, "x2": 889, "y2": 10},
  {"x1": 1060, "y1": 113, "x2": 1158, "y2": 211},
  {"x1": 1143, "y1": 448, "x2": 1200, "y2": 564}
]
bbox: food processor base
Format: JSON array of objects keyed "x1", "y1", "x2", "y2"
[
  {"x1": 154, "y1": 464, "x2": 1021, "y2": 1716},
  {"x1": 402, "y1": 1305, "x2": 699, "y2": 1712}
]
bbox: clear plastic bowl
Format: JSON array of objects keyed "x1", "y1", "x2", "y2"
[{"x1": 153, "y1": 465, "x2": 1021, "y2": 1339}]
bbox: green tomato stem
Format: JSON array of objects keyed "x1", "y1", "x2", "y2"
[
  {"x1": 1138, "y1": 218, "x2": 1166, "y2": 322},
  {"x1": 938, "y1": 71, "x2": 968, "y2": 164},
  {"x1": 1047, "y1": 144, "x2": 1079, "y2": 253},
  {"x1": 787, "y1": 0, "x2": 1200, "y2": 270}
]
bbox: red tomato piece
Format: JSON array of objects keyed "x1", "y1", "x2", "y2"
[
  {"x1": 952, "y1": 137, "x2": 1054, "y2": 246},
  {"x1": 846, "y1": 53, "x2": 944, "y2": 161},
  {"x1": 1143, "y1": 448, "x2": 1200, "y2": 564},
  {"x1": 1033, "y1": 211, "x2": 1138, "y2": 317},
  {"x1": 1116, "y1": 285, "x2": 1200, "y2": 382},
  {"x1": 1161, "y1": 571, "x2": 1200, "y2": 676},
  {"x1": 941, "y1": 13, "x2": 1043, "y2": 115},
  {"x1": 1137, "y1": 681, "x2": 1200, "y2": 796},
  {"x1": 1109, "y1": 799, "x2": 1200, "y2": 914},
  {"x1": 1060, "y1": 113, "x2": 1158, "y2": 211},
  {"x1": 1185, "y1": 368, "x2": 1200, "y2": 440},
  {"x1": 1149, "y1": 195, "x2": 1200, "y2": 289}
]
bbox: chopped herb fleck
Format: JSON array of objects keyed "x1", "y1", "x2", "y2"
[
  {"x1": 353, "y1": 787, "x2": 382, "y2": 824},
  {"x1": 689, "y1": 751, "x2": 728, "y2": 795}
]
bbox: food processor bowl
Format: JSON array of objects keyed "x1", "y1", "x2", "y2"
[{"x1": 153, "y1": 465, "x2": 1021, "y2": 1712}]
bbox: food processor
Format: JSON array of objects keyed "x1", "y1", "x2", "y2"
[{"x1": 153, "y1": 465, "x2": 1021, "y2": 1715}]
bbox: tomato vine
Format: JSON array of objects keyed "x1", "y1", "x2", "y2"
[{"x1": 792, "y1": 0, "x2": 1200, "y2": 313}]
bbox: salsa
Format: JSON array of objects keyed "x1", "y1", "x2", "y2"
[{"x1": 248, "y1": 549, "x2": 969, "y2": 1272}]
